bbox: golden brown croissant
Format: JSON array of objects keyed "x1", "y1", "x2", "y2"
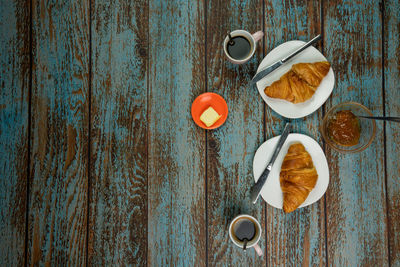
[
  {"x1": 280, "y1": 143, "x2": 318, "y2": 213},
  {"x1": 292, "y1": 61, "x2": 331, "y2": 87},
  {"x1": 264, "y1": 61, "x2": 330, "y2": 104}
]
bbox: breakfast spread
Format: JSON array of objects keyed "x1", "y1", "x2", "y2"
[
  {"x1": 200, "y1": 106, "x2": 221, "y2": 127},
  {"x1": 192, "y1": 34, "x2": 383, "y2": 219},
  {"x1": 279, "y1": 143, "x2": 318, "y2": 213},
  {"x1": 327, "y1": 110, "x2": 361, "y2": 146},
  {"x1": 264, "y1": 61, "x2": 330, "y2": 103}
]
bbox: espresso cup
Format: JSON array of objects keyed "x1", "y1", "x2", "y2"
[
  {"x1": 223, "y1": 30, "x2": 264, "y2": 64},
  {"x1": 228, "y1": 214, "x2": 263, "y2": 256}
]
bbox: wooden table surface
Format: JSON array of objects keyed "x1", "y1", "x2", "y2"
[{"x1": 1, "y1": 0, "x2": 399, "y2": 266}]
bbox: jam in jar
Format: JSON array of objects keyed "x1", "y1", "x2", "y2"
[{"x1": 327, "y1": 110, "x2": 361, "y2": 146}]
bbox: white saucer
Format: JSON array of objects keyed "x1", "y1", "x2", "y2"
[
  {"x1": 256, "y1": 40, "x2": 335, "y2": 119},
  {"x1": 253, "y1": 133, "x2": 329, "y2": 210}
]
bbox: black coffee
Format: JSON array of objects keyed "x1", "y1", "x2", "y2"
[
  {"x1": 233, "y1": 218, "x2": 256, "y2": 242},
  {"x1": 227, "y1": 36, "x2": 251, "y2": 60}
]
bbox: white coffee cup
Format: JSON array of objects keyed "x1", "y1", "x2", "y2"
[
  {"x1": 228, "y1": 214, "x2": 263, "y2": 256},
  {"x1": 223, "y1": 30, "x2": 264, "y2": 64}
]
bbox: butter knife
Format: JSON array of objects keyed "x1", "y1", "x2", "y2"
[
  {"x1": 250, "y1": 34, "x2": 322, "y2": 85},
  {"x1": 250, "y1": 123, "x2": 291, "y2": 204}
]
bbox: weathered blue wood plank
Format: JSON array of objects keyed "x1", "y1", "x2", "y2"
[
  {"x1": 206, "y1": 0, "x2": 265, "y2": 265},
  {"x1": 89, "y1": 0, "x2": 148, "y2": 265},
  {"x1": 264, "y1": 1, "x2": 326, "y2": 266},
  {"x1": 147, "y1": 0, "x2": 206, "y2": 266},
  {"x1": 323, "y1": 1, "x2": 389, "y2": 265},
  {"x1": 0, "y1": 0, "x2": 29, "y2": 265},
  {"x1": 27, "y1": 0, "x2": 89, "y2": 265},
  {"x1": 384, "y1": 0, "x2": 400, "y2": 265}
]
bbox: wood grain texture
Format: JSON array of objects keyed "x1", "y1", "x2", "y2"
[
  {"x1": 384, "y1": 0, "x2": 400, "y2": 265},
  {"x1": 89, "y1": 0, "x2": 148, "y2": 265},
  {"x1": 27, "y1": 0, "x2": 89, "y2": 265},
  {"x1": 0, "y1": 0, "x2": 29, "y2": 265},
  {"x1": 323, "y1": 1, "x2": 389, "y2": 266},
  {"x1": 206, "y1": 0, "x2": 265, "y2": 265},
  {"x1": 147, "y1": 0, "x2": 206, "y2": 265},
  {"x1": 1, "y1": 0, "x2": 398, "y2": 265},
  {"x1": 264, "y1": 1, "x2": 326, "y2": 266}
]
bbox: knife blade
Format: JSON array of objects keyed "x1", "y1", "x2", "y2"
[
  {"x1": 250, "y1": 34, "x2": 322, "y2": 85},
  {"x1": 250, "y1": 123, "x2": 291, "y2": 204},
  {"x1": 250, "y1": 61, "x2": 283, "y2": 85}
]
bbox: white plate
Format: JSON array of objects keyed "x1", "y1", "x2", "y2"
[
  {"x1": 253, "y1": 133, "x2": 329, "y2": 210},
  {"x1": 256, "y1": 40, "x2": 335, "y2": 119}
]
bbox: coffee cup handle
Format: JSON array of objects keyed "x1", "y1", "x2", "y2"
[
  {"x1": 253, "y1": 243, "x2": 263, "y2": 256},
  {"x1": 252, "y1": 31, "x2": 264, "y2": 43}
]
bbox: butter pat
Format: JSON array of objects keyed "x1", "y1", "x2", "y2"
[{"x1": 200, "y1": 106, "x2": 221, "y2": 127}]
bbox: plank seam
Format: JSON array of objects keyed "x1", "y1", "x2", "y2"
[
  {"x1": 24, "y1": 0, "x2": 33, "y2": 265},
  {"x1": 204, "y1": 0, "x2": 209, "y2": 265},
  {"x1": 146, "y1": 0, "x2": 150, "y2": 265},
  {"x1": 320, "y1": 1, "x2": 329, "y2": 267},
  {"x1": 262, "y1": 0, "x2": 267, "y2": 265},
  {"x1": 380, "y1": 1, "x2": 391, "y2": 266},
  {"x1": 85, "y1": 0, "x2": 92, "y2": 266}
]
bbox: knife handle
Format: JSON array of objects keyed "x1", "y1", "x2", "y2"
[
  {"x1": 281, "y1": 34, "x2": 322, "y2": 63},
  {"x1": 268, "y1": 123, "x2": 291, "y2": 164}
]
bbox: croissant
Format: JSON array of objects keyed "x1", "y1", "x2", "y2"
[
  {"x1": 264, "y1": 61, "x2": 330, "y2": 104},
  {"x1": 280, "y1": 143, "x2": 318, "y2": 213}
]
